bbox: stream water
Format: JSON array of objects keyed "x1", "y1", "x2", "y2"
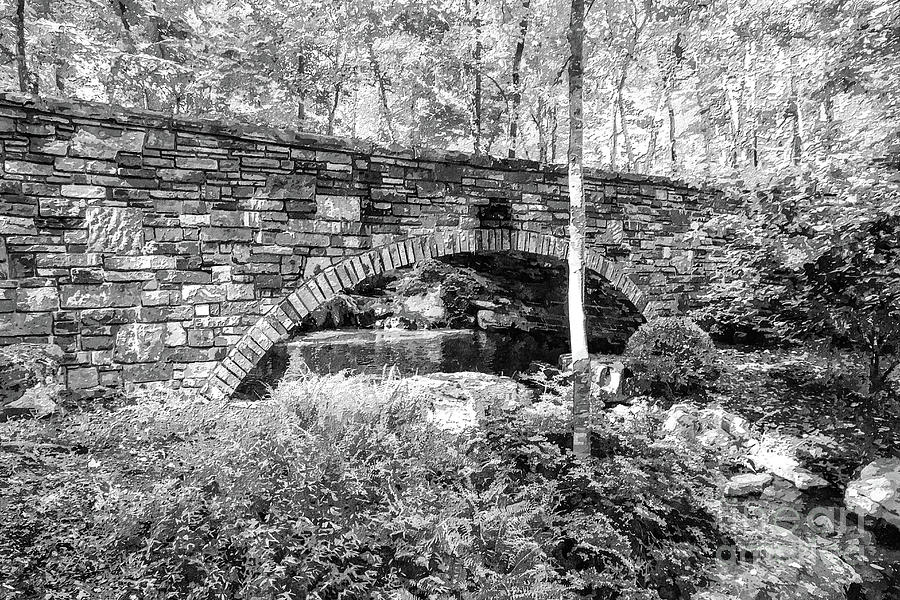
[{"x1": 244, "y1": 328, "x2": 567, "y2": 387}]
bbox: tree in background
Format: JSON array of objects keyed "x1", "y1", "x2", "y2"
[
  {"x1": 566, "y1": 0, "x2": 590, "y2": 457},
  {"x1": 2, "y1": 0, "x2": 895, "y2": 178},
  {"x1": 787, "y1": 213, "x2": 900, "y2": 396}
]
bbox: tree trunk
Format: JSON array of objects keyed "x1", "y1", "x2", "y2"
[
  {"x1": 472, "y1": 0, "x2": 484, "y2": 154},
  {"x1": 666, "y1": 90, "x2": 676, "y2": 165},
  {"x1": 744, "y1": 40, "x2": 758, "y2": 167},
  {"x1": 146, "y1": 0, "x2": 169, "y2": 110},
  {"x1": 609, "y1": 99, "x2": 618, "y2": 170},
  {"x1": 327, "y1": 81, "x2": 342, "y2": 136},
  {"x1": 550, "y1": 103, "x2": 558, "y2": 163},
  {"x1": 507, "y1": 0, "x2": 531, "y2": 158},
  {"x1": 567, "y1": 0, "x2": 591, "y2": 457},
  {"x1": 14, "y1": 0, "x2": 33, "y2": 94},
  {"x1": 108, "y1": 0, "x2": 136, "y2": 104},
  {"x1": 368, "y1": 42, "x2": 396, "y2": 143},
  {"x1": 724, "y1": 74, "x2": 743, "y2": 168},
  {"x1": 533, "y1": 94, "x2": 547, "y2": 162},
  {"x1": 787, "y1": 62, "x2": 802, "y2": 165},
  {"x1": 693, "y1": 79, "x2": 714, "y2": 174},
  {"x1": 643, "y1": 91, "x2": 665, "y2": 172},
  {"x1": 297, "y1": 54, "x2": 306, "y2": 127},
  {"x1": 618, "y1": 94, "x2": 634, "y2": 171},
  {"x1": 644, "y1": 34, "x2": 682, "y2": 172}
]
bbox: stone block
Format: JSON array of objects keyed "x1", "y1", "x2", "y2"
[
  {"x1": 182, "y1": 361, "x2": 217, "y2": 379},
  {"x1": 182, "y1": 284, "x2": 227, "y2": 304},
  {"x1": 39, "y1": 197, "x2": 92, "y2": 218},
  {"x1": 54, "y1": 157, "x2": 117, "y2": 174},
  {"x1": 104, "y1": 255, "x2": 177, "y2": 270},
  {"x1": 86, "y1": 207, "x2": 145, "y2": 254},
  {"x1": 316, "y1": 151, "x2": 351, "y2": 164},
  {"x1": 123, "y1": 362, "x2": 172, "y2": 383},
  {"x1": 71, "y1": 127, "x2": 146, "y2": 159},
  {"x1": 316, "y1": 195, "x2": 361, "y2": 221},
  {"x1": 0, "y1": 312, "x2": 52, "y2": 337},
  {"x1": 147, "y1": 129, "x2": 176, "y2": 149},
  {"x1": 60, "y1": 283, "x2": 141, "y2": 309},
  {"x1": 176, "y1": 157, "x2": 218, "y2": 170},
  {"x1": 266, "y1": 173, "x2": 316, "y2": 200},
  {"x1": 114, "y1": 323, "x2": 167, "y2": 363},
  {"x1": 225, "y1": 283, "x2": 255, "y2": 301},
  {"x1": 67, "y1": 366, "x2": 99, "y2": 390},
  {"x1": 201, "y1": 227, "x2": 253, "y2": 242},
  {"x1": 31, "y1": 139, "x2": 69, "y2": 156},
  {"x1": 0, "y1": 216, "x2": 36, "y2": 235},
  {"x1": 242, "y1": 157, "x2": 281, "y2": 169},
  {"x1": 165, "y1": 323, "x2": 187, "y2": 346},
  {"x1": 416, "y1": 181, "x2": 446, "y2": 198},
  {"x1": 4, "y1": 161, "x2": 53, "y2": 176},
  {"x1": 16, "y1": 287, "x2": 59, "y2": 312},
  {"x1": 141, "y1": 290, "x2": 172, "y2": 306},
  {"x1": 61, "y1": 185, "x2": 106, "y2": 199},
  {"x1": 187, "y1": 328, "x2": 214, "y2": 347}
]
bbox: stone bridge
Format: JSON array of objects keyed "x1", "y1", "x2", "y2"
[{"x1": 0, "y1": 94, "x2": 731, "y2": 399}]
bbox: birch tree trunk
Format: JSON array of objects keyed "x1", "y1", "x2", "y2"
[
  {"x1": 619, "y1": 96, "x2": 635, "y2": 171},
  {"x1": 665, "y1": 90, "x2": 676, "y2": 166},
  {"x1": 567, "y1": 0, "x2": 591, "y2": 457}
]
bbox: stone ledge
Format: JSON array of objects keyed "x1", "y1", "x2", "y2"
[{"x1": 0, "y1": 92, "x2": 714, "y2": 193}]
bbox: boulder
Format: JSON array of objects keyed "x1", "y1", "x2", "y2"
[
  {"x1": 400, "y1": 288, "x2": 446, "y2": 323},
  {"x1": 749, "y1": 434, "x2": 830, "y2": 490},
  {"x1": 700, "y1": 522, "x2": 861, "y2": 600},
  {"x1": 845, "y1": 457, "x2": 900, "y2": 531},
  {"x1": 403, "y1": 372, "x2": 534, "y2": 433},
  {"x1": 0, "y1": 343, "x2": 64, "y2": 408},
  {"x1": 724, "y1": 472, "x2": 774, "y2": 497},
  {"x1": 661, "y1": 404, "x2": 830, "y2": 490},
  {"x1": 661, "y1": 403, "x2": 753, "y2": 446},
  {"x1": 1, "y1": 383, "x2": 61, "y2": 420}
]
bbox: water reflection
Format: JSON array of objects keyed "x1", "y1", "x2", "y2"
[
  {"x1": 236, "y1": 328, "x2": 568, "y2": 398},
  {"x1": 286, "y1": 328, "x2": 565, "y2": 378}
]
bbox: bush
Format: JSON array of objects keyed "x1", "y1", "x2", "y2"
[{"x1": 624, "y1": 317, "x2": 720, "y2": 398}]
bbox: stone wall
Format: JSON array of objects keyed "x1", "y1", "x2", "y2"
[{"x1": 0, "y1": 93, "x2": 731, "y2": 397}]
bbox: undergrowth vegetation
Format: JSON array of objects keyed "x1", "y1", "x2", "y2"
[{"x1": 1, "y1": 374, "x2": 721, "y2": 600}]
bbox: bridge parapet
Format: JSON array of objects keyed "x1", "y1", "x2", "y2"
[{"x1": 0, "y1": 93, "x2": 730, "y2": 397}]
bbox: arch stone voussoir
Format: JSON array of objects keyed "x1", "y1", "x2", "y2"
[{"x1": 203, "y1": 228, "x2": 651, "y2": 400}]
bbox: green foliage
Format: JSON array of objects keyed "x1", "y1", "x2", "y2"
[
  {"x1": 624, "y1": 317, "x2": 720, "y2": 398},
  {"x1": 0, "y1": 374, "x2": 720, "y2": 599}
]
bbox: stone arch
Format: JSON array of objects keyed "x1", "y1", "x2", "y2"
[{"x1": 201, "y1": 228, "x2": 652, "y2": 400}]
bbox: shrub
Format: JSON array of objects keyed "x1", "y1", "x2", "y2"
[
  {"x1": 1, "y1": 374, "x2": 722, "y2": 600},
  {"x1": 624, "y1": 317, "x2": 720, "y2": 398}
]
